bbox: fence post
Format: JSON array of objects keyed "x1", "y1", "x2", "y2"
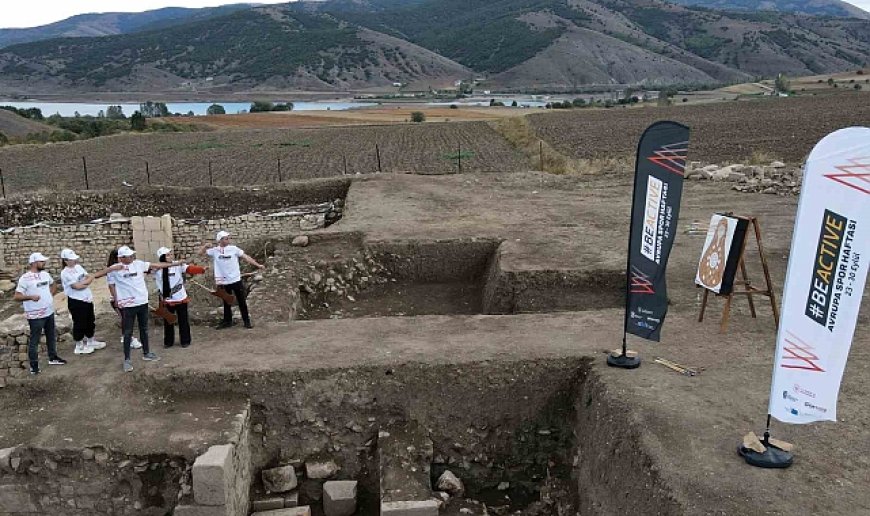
[
  {"x1": 145, "y1": 160, "x2": 150, "y2": 185},
  {"x1": 375, "y1": 144, "x2": 382, "y2": 173},
  {"x1": 457, "y1": 142, "x2": 462, "y2": 174},
  {"x1": 208, "y1": 161, "x2": 213, "y2": 186},
  {"x1": 343, "y1": 154, "x2": 348, "y2": 176},
  {"x1": 539, "y1": 141, "x2": 544, "y2": 172},
  {"x1": 277, "y1": 158, "x2": 282, "y2": 183},
  {"x1": 82, "y1": 156, "x2": 89, "y2": 190},
  {"x1": 0, "y1": 167, "x2": 5, "y2": 198}
]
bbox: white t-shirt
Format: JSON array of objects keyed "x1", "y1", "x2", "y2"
[
  {"x1": 154, "y1": 264, "x2": 190, "y2": 303},
  {"x1": 16, "y1": 271, "x2": 55, "y2": 319},
  {"x1": 107, "y1": 260, "x2": 151, "y2": 308},
  {"x1": 207, "y1": 245, "x2": 245, "y2": 285},
  {"x1": 61, "y1": 265, "x2": 94, "y2": 303}
]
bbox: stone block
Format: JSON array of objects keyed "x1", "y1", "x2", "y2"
[
  {"x1": 284, "y1": 491, "x2": 299, "y2": 508},
  {"x1": 252, "y1": 497, "x2": 286, "y2": 511},
  {"x1": 381, "y1": 500, "x2": 440, "y2": 515},
  {"x1": 305, "y1": 460, "x2": 339, "y2": 479},
  {"x1": 323, "y1": 480, "x2": 357, "y2": 516},
  {"x1": 0, "y1": 447, "x2": 16, "y2": 472},
  {"x1": 252, "y1": 507, "x2": 311, "y2": 516},
  {"x1": 0, "y1": 484, "x2": 37, "y2": 513},
  {"x1": 262, "y1": 465, "x2": 297, "y2": 493},
  {"x1": 193, "y1": 444, "x2": 233, "y2": 506}
]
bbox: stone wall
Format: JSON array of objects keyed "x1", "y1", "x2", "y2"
[
  {"x1": 0, "y1": 445, "x2": 188, "y2": 515},
  {"x1": 0, "y1": 315, "x2": 73, "y2": 386},
  {"x1": 0, "y1": 202, "x2": 341, "y2": 275}
]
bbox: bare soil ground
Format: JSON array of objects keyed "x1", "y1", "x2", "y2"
[
  {"x1": 529, "y1": 91, "x2": 870, "y2": 164},
  {"x1": 1, "y1": 170, "x2": 867, "y2": 514}
]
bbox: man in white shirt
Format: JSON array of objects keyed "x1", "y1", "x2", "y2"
[
  {"x1": 198, "y1": 230, "x2": 265, "y2": 329},
  {"x1": 107, "y1": 246, "x2": 180, "y2": 373},
  {"x1": 13, "y1": 253, "x2": 66, "y2": 375}
]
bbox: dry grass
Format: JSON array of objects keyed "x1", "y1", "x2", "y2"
[{"x1": 489, "y1": 116, "x2": 629, "y2": 175}]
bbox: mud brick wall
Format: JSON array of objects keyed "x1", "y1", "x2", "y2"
[{"x1": 0, "y1": 445, "x2": 188, "y2": 515}]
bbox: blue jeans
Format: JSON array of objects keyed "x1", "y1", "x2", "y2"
[
  {"x1": 121, "y1": 303, "x2": 150, "y2": 360},
  {"x1": 28, "y1": 315, "x2": 58, "y2": 369}
]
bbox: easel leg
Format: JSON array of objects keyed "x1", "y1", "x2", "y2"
[
  {"x1": 740, "y1": 258, "x2": 757, "y2": 318},
  {"x1": 699, "y1": 289, "x2": 710, "y2": 322},
  {"x1": 752, "y1": 218, "x2": 780, "y2": 330},
  {"x1": 720, "y1": 294, "x2": 733, "y2": 333}
]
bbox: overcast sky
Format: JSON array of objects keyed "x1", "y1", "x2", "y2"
[{"x1": 1, "y1": 0, "x2": 869, "y2": 28}]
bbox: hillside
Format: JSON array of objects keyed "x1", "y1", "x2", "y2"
[
  {"x1": 0, "y1": 0, "x2": 868, "y2": 93},
  {"x1": 0, "y1": 109, "x2": 54, "y2": 138},
  {"x1": 670, "y1": 0, "x2": 870, "y2": 19}
]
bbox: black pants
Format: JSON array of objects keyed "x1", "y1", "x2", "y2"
[
  {"x1": 27, "y1": 315, "x2": 58, "y2": 369},
  {"x1": 68, "y1": 298, "x2": 96, "y2": 341},
  {"x1": 164, "y1": 303, "x2": 191, "y2": 347},
  {"x1": 220, "y1": 281, "x2": 250, "y2": 326},
  {"x1": 121, "y1": 304, "x2": 150, "y2": 360}
]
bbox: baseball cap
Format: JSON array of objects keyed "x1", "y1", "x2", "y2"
[
  {"x1": 29, "y1": 252, "x2": 49, "y2": 264},
  {"x1": 117, "y1": 246, "x2": 136, "y2": 257},
  {"x1": 215, "y1": 230, "x2": 230, "y2": 242},
  {"x1": 156, "y1": 246, "x2": 171, "y2": 258},
  {"x1": 60, "y1": 249, "x2": 80, "y2": 261}
]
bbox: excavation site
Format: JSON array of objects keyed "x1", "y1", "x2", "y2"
[{"x1": 0, "y1": 169, "x2": 868, "y2": 516}]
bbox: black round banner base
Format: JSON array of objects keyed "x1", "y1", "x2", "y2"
[
  {"x1": 738, "y1": 444, "x2": 794, "y2": 469},
  {"x1": 606, "y1": 353, "x2": 641, "y2": 369}
]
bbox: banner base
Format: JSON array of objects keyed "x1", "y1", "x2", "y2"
[
  {"x1": 607, "y1": 351, "x2": 641, "y2": 369},
  {"x1": 738, "y1": 443, "x2": 793, "y2": 469}
]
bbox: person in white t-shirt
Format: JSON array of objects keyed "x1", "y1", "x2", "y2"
[
  {"x1": 106, "y1": 248, "x2": 142, "y2": 350},
  {"x1": 198, "y1": 231, "x2": 265, "y2": 329},
  {"x1": 13, "y1": 253, "x2": 65, "y2": 375},
  {"x1": 107, "y1": 246, "x2": 181, "y2": 373},
  {"x1": 59, "y1": 249, "x2": 122, "y2": 355},
  {"x1": 154, "y1": 246, "x2": 206, "y2": 348}
]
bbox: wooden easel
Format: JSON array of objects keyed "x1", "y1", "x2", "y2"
[{"x1": 698, "y1": 216, "x2": 779, "y2": 333}]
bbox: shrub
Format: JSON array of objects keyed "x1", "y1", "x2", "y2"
[
  {"x1": 207, "y1": 104, "x2": 226, "y2": 115},
  {"x1": 449, "y1": 104, "x2": 458, "y2": 109},
  {"x1": 410, "y1": 111, "x2": 426, "y2": 123},
  {"x1": 855, "y1": 84, "x2": 863, "y2": 90},
  {"x1": 250, "y1": 101, "x2": 274, "y2": 113},
  {"x1": 130, "y1": 111, "x2": 147, "y2": 131},
  {"x1": 572, "y1": 98, "x2": 586, "y2": 107},
  {"x1": 0, "y1": 131, "x2": 7, "y2": 145},
  {"x1": 511, "y1": 100, "x2": 518, "y2": 107}
]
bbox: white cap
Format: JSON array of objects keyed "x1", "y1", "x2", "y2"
[
  {"x1": 117, "y1": 246, "x2": 136, "y2": 257},
  {"x1": 60, "y1": 249, "x2": 80, "y2": 261},
  {"x1": 29, "y1": 252, "x2": 49, "y2": 264},
  {"x1": 156, "y1": 246, "x2": 171, "y2": 258},
  {"x1": 215, "y1": 230, "x2": 230, "y2": 242}
]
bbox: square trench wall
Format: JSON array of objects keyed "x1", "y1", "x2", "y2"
[
  {"x1": 291, "y1": 237, "x2": 624, "y2": 320},
  {"x1": 142, "y1": 359, "x2": 683, "y2": 516}
]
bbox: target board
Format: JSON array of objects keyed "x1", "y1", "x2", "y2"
[{"x1": 695, "y1": 214, "x2": 749, "y2": 295}]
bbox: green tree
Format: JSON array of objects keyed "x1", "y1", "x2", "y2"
[
  {"x1": 572, "y1": 98, "x2": 586, "y2": 107},
  {"x1": 130, "y1": 111, "x2": 146, "y2": 131},
  {"x1": 0, "y1": 131, "x2": 8, "y2": 145},
  {"x1": 106, "y1": 105, "x2": 126, "y2": 119},
  {"x1": 827, "y1": 77, "x2": 835, "y2": 86},
  {"x1": 511, "y1": 100, "x2": 518, "y2": 107},
  {"x1": 250, "y1": 101, "x2": 274, "y2": 113},
  {"x1": 410, "y1": 111, "x2": 426, "y2": 123},
  {"x1": 207, "y1": 104, "x2": 226, "y2": 115},
  {"x1": 140, "y1": 101, "x2": 169, "y2": 118},
  {"x1": 774, "y1": 73, "x2": 790, "y2": 93}
]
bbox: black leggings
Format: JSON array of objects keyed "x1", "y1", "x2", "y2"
[
  {"x1": 68, "y1": 298, "x2": 96, "y2": 341},
  {"x1": 121, "y1": 304, "x2": 150, "y2": 359},
  {"x1": 220, "y1": 281, "x2": 250, "y2": 325},
  {"x1": 164, "y1": 303, "x2": 191, "y2": 347}
]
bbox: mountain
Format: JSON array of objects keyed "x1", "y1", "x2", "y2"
[
  {"x1": 0, "y1": 4, "x2": 256, "y2": 49},
  {"x1": 670, "y1": 0, "x2": 870, "y2": 20},
  {"x1": 0, "y1": 0, "x2": 868, "y2": 93}
]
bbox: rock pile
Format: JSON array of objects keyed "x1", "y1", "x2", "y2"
[
  {"x1": 685, "y1": 161, "x2": 802, "y2": 196},
  {"x1": 297, "y1": 251, "x2": 392, "y2": 318}
]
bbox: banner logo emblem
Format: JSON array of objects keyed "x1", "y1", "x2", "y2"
[
  {"x1": 647, "y1": 141, "x2": 689, "y2": 176},
  {"x1": 823, "y1": 158, "x2": 870, "y2": 195}
]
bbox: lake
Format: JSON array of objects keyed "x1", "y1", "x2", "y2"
[{"x1": 0, "y1": 101, "x2": 377, "y2": 117}]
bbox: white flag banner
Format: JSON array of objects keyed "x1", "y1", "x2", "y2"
[{"x1": 769, "y1": 127, "x2": 870, "y2": 424}]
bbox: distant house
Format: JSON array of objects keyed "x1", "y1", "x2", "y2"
[{"x1": 393, "y1": 82, "x2": 403, "y2": 87}]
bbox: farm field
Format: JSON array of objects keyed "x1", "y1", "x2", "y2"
[
  {"x1": 165, "y1": 106, "x2": 540, "y2": 129},
  {"x1": 529, "y1": 91, "x2": 870, "y2": 165},
  {"x1": 0, "y1": 121, "x2": 527, "y2": 194}
]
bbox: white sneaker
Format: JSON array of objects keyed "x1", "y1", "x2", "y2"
[
  {"x1": 74, "y1": 341, "x2": 95, "y2": 355},
  {"x1": 120, "y1": 336, "x2": 143, "y2": 349},
  {"x1": 88, "y1": 337, "x2": 107, "y2": 350}
]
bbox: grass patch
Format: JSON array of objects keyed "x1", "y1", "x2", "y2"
[
  {"x1": 276, "y1": 139, "x2": 313, "y2": 147},
  {"x1": 442, "y1": 150, "x2": 475, "y2": 161},
  {"x1": 746, "y1": 149, "x2": 782, "y2": 165}
]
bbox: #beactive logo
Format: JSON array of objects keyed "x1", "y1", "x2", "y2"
[
  {"x1": 647, "y1": 141, "x2": 689, "y2": 176},
  {"x1": 823, "y1": 157, "x2": 870, "y2": 195},
  {"x1": 629, "y1": 266, "x2": 654, "y2": 294}
]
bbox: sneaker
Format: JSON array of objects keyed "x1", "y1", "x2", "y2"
[
  {"x1": 180, "y1": 342, "x2": 191, "y2": 348},
  {"x1": 29, "y1": 366, "x2": 40, "y2": 375},
  {"x1": 74, "y1": 342, "x2": 95, "y2": 355},
  {"x1": 88, "y1": 338, "x2": 107, "y2": 350},
  {"x1": 48, "y1": 357, "x2": 67, "y2": 365},
  {"x1": 122, "y1": 336, "x2": 143, "y2": 349},
  {"x1": 244, "y1": 323, "x2": 253, "y2": 329},
  {"x1": 142, "y1": 352, "x2": 161, "y2": 362},
  {"x1": 123, "y1": 360, "x2": 133, "y2": 373},
  {"x1": 216, "y1": 321, "x2": 234, "y2": 329}
]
